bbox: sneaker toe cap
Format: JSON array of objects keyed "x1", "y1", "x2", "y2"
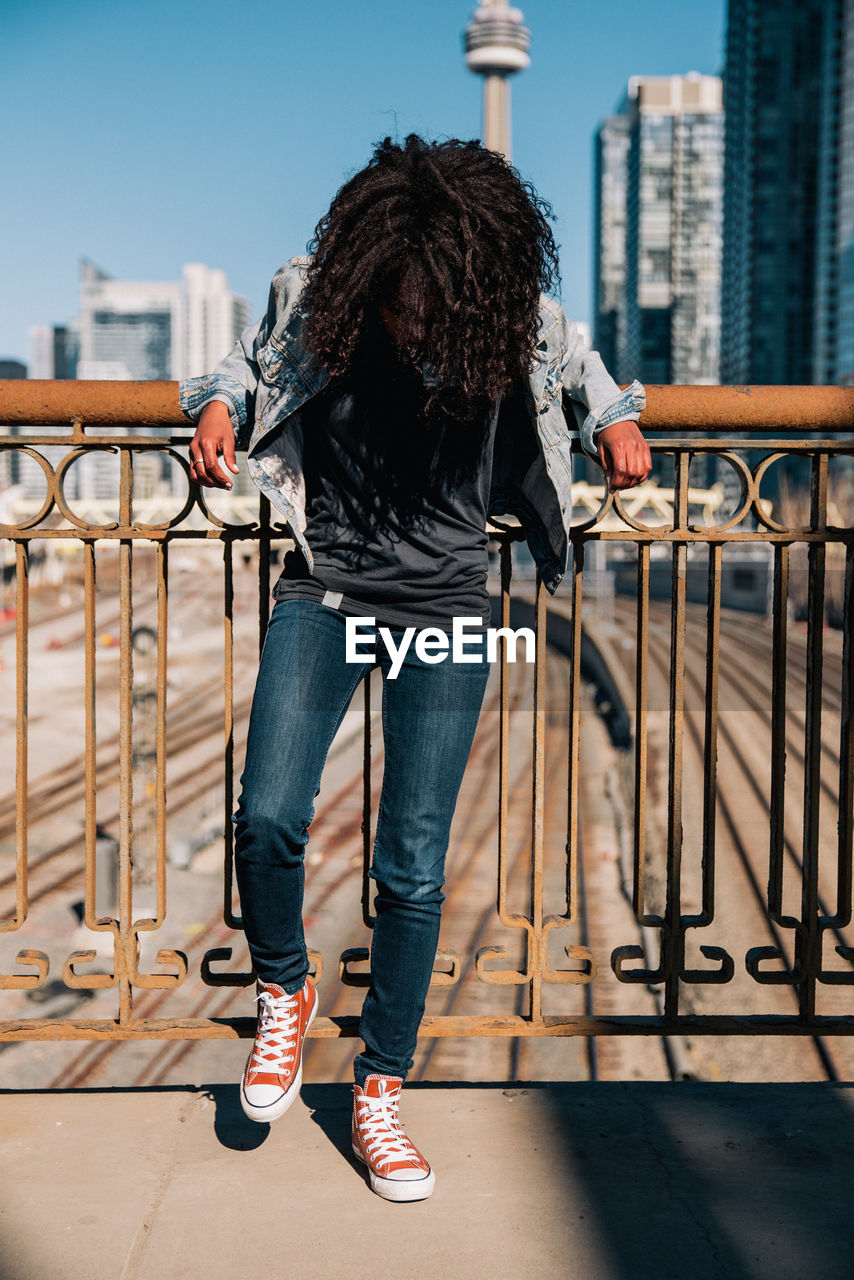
[{"x1": 242, "y1": 1082, "x2": 289, "y2": 1108}]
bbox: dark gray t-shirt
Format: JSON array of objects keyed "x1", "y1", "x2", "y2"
[{"x1": 271, "y1": 338, "x2": 499, "y2": 631}]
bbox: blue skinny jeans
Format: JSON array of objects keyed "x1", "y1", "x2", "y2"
[{"x1": 233, "y1": 597, "x2": 490, "y2": 1087}]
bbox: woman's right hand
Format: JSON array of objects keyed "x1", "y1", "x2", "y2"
[{"x1": 190, "y1": 401, "x2": 240, "y2": 489}]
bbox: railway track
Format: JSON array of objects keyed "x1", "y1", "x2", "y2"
[
  {"x1": 59, "y1": 655, "x2": 536, "y2": 1087},
  {"x1": 602, "y1": 594, "x2": 849, "y2": 1081},
  {"x1": 27, "y1": 621, "x2": 678, "y2": 1088},
  {"x1": 1, "y1": 584, "x2": 848, "y2": 1087}
]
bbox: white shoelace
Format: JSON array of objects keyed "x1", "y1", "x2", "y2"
[
  {"x1": 248, "y1": 988, "x2": 300, "y2": 1073},
  {"x1": 356, "y1": 1088, "x2": 420, "y2": 1168}
]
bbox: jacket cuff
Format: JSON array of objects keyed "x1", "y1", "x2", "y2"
[
  {"x1": 579, "y1": 380, "x2": 646, "y2": 459},
  {"x1": 178, "y1": 375, "x2": 249, "y2": 432}
]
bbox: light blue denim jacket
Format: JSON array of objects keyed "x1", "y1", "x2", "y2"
[{"x1": 179, "y1": 256, "x2": 646, "y2": 592}]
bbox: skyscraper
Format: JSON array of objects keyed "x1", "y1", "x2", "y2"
[
  {"x1": 594, "y1": 73, "x2": 724, "y2": 387},
  {"x1": 593, "y1": 113, "x2": 631, "y2": 378},
  {"x1": 77, "y1": 260, "x2": 182, "y2": 382},
  {"x1": 29, "y1": 325, "x2": 78, "y2": 379},
  {"x1": 75, "y1": 260, "x2": 250, "y2": 383},
  {"x1": 183, "y1": 264, "x2": 252, "y2": 380},
  {"x1": 832, "y1": 0, "x2": 854, "y2": 385},
  {"x1": 721, "y1": 0, "x2": 854, "y2": 385}
]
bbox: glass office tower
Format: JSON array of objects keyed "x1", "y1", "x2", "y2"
[
  {"x1": 594, "y1": 74, "x2": 724, "y2": 388},
  {"x1": 721, "y1": 0, "x2": 854, "y2": 385}
]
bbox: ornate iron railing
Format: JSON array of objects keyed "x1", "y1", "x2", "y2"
[{"x1": 0, "y1": 381, "x2": 852, "y2": 1046}]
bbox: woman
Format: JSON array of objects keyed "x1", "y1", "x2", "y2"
[{"x1": 180, "y1": 134, "x2": 650, "y2": 1202}]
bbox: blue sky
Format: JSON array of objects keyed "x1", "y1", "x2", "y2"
[{"x1": 2, "y1": 0, "x2": 725, "y2": 366}]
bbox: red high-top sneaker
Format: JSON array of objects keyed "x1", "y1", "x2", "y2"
[
  {"x1": 240, "y1": 978, "x2": 317, "y2": 1122},
  {"x1": 352, "y1": 1074, "x2": 436, "y2": 1202}
]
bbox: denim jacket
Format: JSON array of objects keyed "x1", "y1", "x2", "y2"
[{"x1": 179, "y1": 256, "x2": 645, "y2": 593}]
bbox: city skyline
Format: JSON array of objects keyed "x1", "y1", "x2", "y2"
[
  {"x1": 28, "y1": 260, "x2": 250, "y2": 381},
  {"x1": 2, "y1": 0, "x2": 725, "y2": 366}
]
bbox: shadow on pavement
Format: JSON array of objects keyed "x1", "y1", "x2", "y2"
[
  {"x1": 545, "y1": 1081, "x2": 854, "y2": 1280},
  {"x1": 301, "y1": 1081, "x2": 365, "y2": 1189},
  {"x1": 205, "y1": 1084, "x2": 271, "y2": 1152}
]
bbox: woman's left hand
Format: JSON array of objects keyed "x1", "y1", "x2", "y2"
[{"x1": 595, "y1": 421, "x2": 652, "y2": 492}]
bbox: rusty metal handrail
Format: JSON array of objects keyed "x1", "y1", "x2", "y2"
[{"x1": 0, "y1": 380, "x2": 852, "y2": 430}]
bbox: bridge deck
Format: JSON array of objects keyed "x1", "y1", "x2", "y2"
[{"x1": 3, "y1": 1080, "x2": 853, "y2": 1280}]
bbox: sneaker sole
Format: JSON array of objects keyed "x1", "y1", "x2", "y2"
[
  {"x1": 240, "y1": 990, "x2": 317, "y2": 1123},
  {"x1": 352, "y1": 1144, "x2": 436, "y2": 1202}
]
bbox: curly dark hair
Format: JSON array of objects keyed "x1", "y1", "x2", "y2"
[{"x1": 300, "y1": 134, "x2": 560, "y2": 424}]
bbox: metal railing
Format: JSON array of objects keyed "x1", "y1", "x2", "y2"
[{"x1": 0, "y1": 381, "x2": 852, "y2": 1045}]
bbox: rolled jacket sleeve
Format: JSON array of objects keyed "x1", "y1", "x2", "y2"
[
  {"x1": 558, "y1": 309, "x2": 646, "y2": 460},
  {"x1": 178, "y1": 269, "x2": 283, "y2": 452}
]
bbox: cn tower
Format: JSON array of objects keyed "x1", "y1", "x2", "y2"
[{"x1": 463, "y1": 1, "x2": 531, "y2": 160}]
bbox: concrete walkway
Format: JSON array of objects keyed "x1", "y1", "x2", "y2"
[{"x1": 2, "y1": 1082, "x2": 854, "y2": 1280}]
